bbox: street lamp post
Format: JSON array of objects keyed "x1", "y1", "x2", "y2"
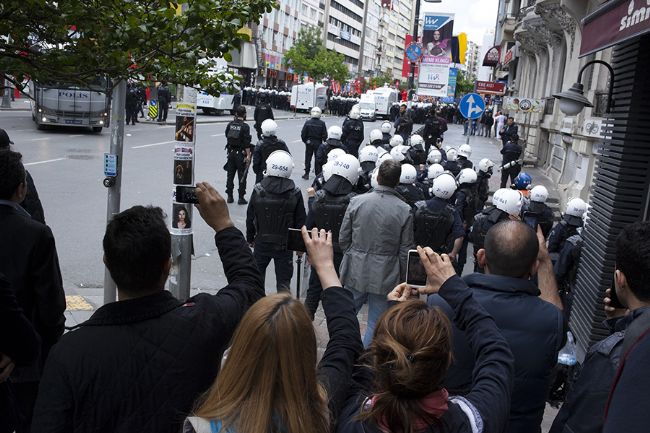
[
  {"x1": 408, "y1": 0, "x2": 422, "y2": 98},
  {"x1": 552, "y1": 60, "x2": 614, "y2": 116}
]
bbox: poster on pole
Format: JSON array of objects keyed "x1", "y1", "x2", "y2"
[{"x1": 417, "y1": 13, "x2": 454, "y2": 97}]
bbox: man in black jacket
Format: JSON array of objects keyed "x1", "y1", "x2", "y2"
[
  {"x1": 157, "y1": 81, "x2": 171, "y2": 122},
  {"x1": 301, "y1": 107, "x2": 328, "y2": 179},
  {"x1": 0, "y1": 150, "x2": 64, "y2": 433},
  {"x1": 223, "y1": 106, "x2": 253, "y2": 204},
  {"x1": 500, "y1": 134, "x2": 522, "y2": 188},
  {"x1": 500, "y1": 116, "x2": 518, "y2": 146},
  {"x1": 253, "y1": 94, "x2": 274, "y2": 140},
  {"x1": 252, "y1": 119, "x2": 289, "y2": 184},
  {"x1": 31, "y1": 182, "x2": 265, "y2": 433},
  {"x1": 429, "y1": 221, "x2": 564, "y2": 433}
]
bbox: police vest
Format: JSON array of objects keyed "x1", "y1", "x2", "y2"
[
  {"x1": 253, "y1": 183, "x2": 300, "y2": 245},
  {"x1": 226, "y1": 120, "x2": 244, "y2": 147},
  {"x1": 413, "y1": 202, "x2": 455, "y2": 253},
  {"x1": 395, "y1": 184, "x2": 421, "y2": 207},
  {"x1": 312, "y1": 190, "x2": 355, "y2": 253},
  {"x1": 305, "y1": 119, "x2": 325, "y2": 141},
  {"x1": 260, "y1": 139, "x2": 287, "y2": 168},
  {"x1": 458, "y1": 186, "x2": 479, "y2": 225},
  {"x1": 469, "y1": 206, "x2": 508, "y2": 249}
]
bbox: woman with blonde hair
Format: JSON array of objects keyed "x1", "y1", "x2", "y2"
[
  {"x1": 337, "y1": 248, "x2": 514, "y2": 433},
  {"x1": 184, "y1": 227, "x2": 363, "y2": 433}
]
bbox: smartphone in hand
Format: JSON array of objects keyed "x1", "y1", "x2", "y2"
[
  {"x1": 286, "y1": 228, "x2": 309, "y2": 252},
  {"x1": 406, "y1": 249, "x2": 427, "y2": 287},
  {"x1": 175, "y1": 186, "x2": 198, "y2": 204}
]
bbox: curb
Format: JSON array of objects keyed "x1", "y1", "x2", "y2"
[{"x1": 0, "y1": 107, "x2": 31, "y2": 111}]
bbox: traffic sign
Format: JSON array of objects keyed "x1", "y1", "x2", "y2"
[
  {"x1": 405, "y1": 43, "x2": 423, "y2": 62},
  {"x1": 148, "y1": 99, "x2": 158, "y2": 120},
  {"x1": 104, "y1": 153, "x2": 118, "y2": 177},
  {"x1": 459, "y1": 93, "x2": 486, "y2": 120}
]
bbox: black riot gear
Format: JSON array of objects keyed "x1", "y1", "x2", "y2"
[
  {"x1": 312, "y1": 190, "x2": 356, "y2": 253},
  {"x1": 251, "y1": 183, "x2": 300, "y2": 245},
  {"x1": 413, "y1": 202, "x2": 455, "y2": 253}
]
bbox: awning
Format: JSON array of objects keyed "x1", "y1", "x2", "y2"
[
  {"x1": 482, "y1": 46, "x2": 500, "y2": 67},
  {"x1": 580, "y1": 0, "x2": 650, "y2": 57}
]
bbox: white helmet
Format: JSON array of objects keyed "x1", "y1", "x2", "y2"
[
  {"x1": 264, "y1": 150, "x2": 294, "y2": 178},
  {"x1": 331, "y1": 154, "x2": 360, "y2": 185},
  {"x1": 446, "y1": 148, "x2": 458, "y2": 162},
  {"x1": 377, "y1": 147, "x2": 388, "y2": 158},
  {"x1": 327, "y1": 147, "x2": 346, "y2": 162},
  {"x1": 328, "y1": 125, "x2": 343, "y2": 140},
  {"x1": 493, "y1": 188, "x2": 523, "y2": 216},
  {"x1": 370, "y1": 129, "x2": 383, "y2": 143},
  {"x1": 458, "y1": 144, "x2": 472, "y2": 158},
  {"x1": 370, "y1": 168, "x2": 379, "y2": 188},
  {"x1": 349, "y1": 104, "x2": 361, "y2": 120},
  {"x1": 478, "y1": 158, "x2": 494, "y2": 173},
  {"x1": 359, "y1": 145, "x2": 379, "y2": 163},
  {"x1": 427, "y1": 163, "x2": 444, "y2": 180},
  {"x1": 390, "y1": 146, "x2": 406, "y2": 162},
  {"x1": 400, "y1": 164, "x2": 417, "y2": 184},
  {"x1": 322, "y1": 161, "x2": 334, "y2": 181},
  {"x1": 427, "y1": 149, "x2": 442, "y2": 164},
  {"x1": 431, "y1": 173, "x2": 457, "y2": 200},
  {"x1": 410, "y1": 134, "x2": 424, "y2": 148},
  {"x1": 457, "y1": 168, "x2": 478, "y2": 184},
  {"x1": 377, "y1": 152, "x2": 393, "y2": 165},
  {"x1": 565, "y1": 198, "x2": 587, "y2": 218},
  {"x1": 261, "y1": 119, "x2": 278, "y2": 137},
  {"x1": 389, "y1": 135, "x2": 403, "y2": 148},
  {"x1": 530, "y1": 185, "x2": 549, "y2": 203},
  {"x1": 381, "y1": 122, "x2": 392, "y2": 134},
  {"x1": 310, "y1": 106, "x2": 322, "y2": 118}
]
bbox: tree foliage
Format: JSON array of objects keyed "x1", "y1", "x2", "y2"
[
  {"x1": 0, "y1": 0, "x2": 276, "y2": 95},
  {"x1": 368, "y1": 71, "x2": 394, "y2": 89},
  {"x1": 455, "y1": 70, "x2": 476, "y2": 97},
  {"x1": 285, "y1": 26, "x2": 349, "y2": 83}
]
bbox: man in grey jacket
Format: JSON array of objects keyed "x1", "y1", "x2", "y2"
[{"x1": 339, "y1": 159, "x2": 414, "y2": 346}]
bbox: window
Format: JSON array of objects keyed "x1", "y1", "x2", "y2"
[
  {"x1": 327, "y1": 33, "x2": 361, "y2": 50},
  {"x1": 329, "y1": 0, "x2": 363, "y2": 22}
]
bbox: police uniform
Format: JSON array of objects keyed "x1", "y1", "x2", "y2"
[
  {"x1": 223, "y1": 117, "x2": 252, "y2": 202},
  {"x1": 522, "y1": 200, "x2": 555, "y2": 238},
  {"x1": 476, "y1": 171, "x2": 492, "y2": 210},
  {"x1": 407, "y1": 144, "x2": 427, "y2": 166},
  {"x1": 252, "y1": 136, "x2": 290, "y2": 183},
  {"x1": 413, "y1": 197, "x2": 464, "y2": 254},
  {"x1": 548, "y1": 215, "x2": 583, "y2": 254},
  {"x1": 500, "y1": 140, "x2": 522, "y2": 188},
  {"x1": 453, "y1": 184, "x2": 479, "y2": 275},
  {"x1": 341, "y1": 117, "x2": 364, "y2": 157},
  {"x1": 468, "y1": 206, "x2": 510, "y2": 272},
  {"x1": 304, "y1": 175, "x2": 356, "y2": 318},
  {"x1": 443, "y1": 160, "x2": 461, "y2": 177},
  {"x1": 395, "y1": 183, "x2": 425, "y2": 208},
  {"x1": 381, "y1": 132, "x2": 392, "y2": 147},
  {"x1": 301, "y1": 117, "x2": 328, "y2": 177},
  {"x1": 246, "y1": 177, "x2": 306, "y2": 293},
  {"x1": 253, "y1": 99, "x2": 274, "y2": 140},
  {"x1": 457, "y1": 157, "x2": 473, "y2": 170},
  {"x1": 315, "y1": 138, "x2": 348, "y2": 175}
]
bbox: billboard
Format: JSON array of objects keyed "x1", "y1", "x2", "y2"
[
  {"x1": 418, "y1": 13, "x2": 454, "y2": 97},
  {"x1": 447, "y1": 67, "x2": 458, "y2": 98}
]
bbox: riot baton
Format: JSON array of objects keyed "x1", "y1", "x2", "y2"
[{"x1": 295, "y1": 255, "x2": 302, "y2": 299}]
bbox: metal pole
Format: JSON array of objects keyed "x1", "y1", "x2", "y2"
[
  {"x1": 169, "y1": 235, "x2": 192, "y2": 300},
  {"x1": 103, "y1": 79, "x2": 126, "y2": 304},
  {"x1": 408, "y1": 0, "x2": 422, "y2": 96},
  {"x1": 2, "y1": 77, "x2": 12, "y2": 108}
]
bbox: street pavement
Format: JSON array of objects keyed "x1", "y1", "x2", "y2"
[{"x1": 0, "y1": 106, "x2": 559, "y2": 429}]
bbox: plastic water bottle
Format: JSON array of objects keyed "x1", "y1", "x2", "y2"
[{"x1": 557, "y1": 331, "x2": 577, "y2": 366}]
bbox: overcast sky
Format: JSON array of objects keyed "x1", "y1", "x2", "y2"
[{"x1": 421, "y1": 0, "x2": 499, "y2": 46}]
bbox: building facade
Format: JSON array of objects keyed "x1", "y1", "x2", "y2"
[
  {"x1": 322, "y1": 0, "x2": 366, "y2": 73},
  {"x1": 465, "y1": 40, "x2": 481, "y2": 79}
]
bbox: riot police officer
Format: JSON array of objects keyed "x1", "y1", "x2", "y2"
[
  {"x1": 548, "y1": 198, "x2": 587, "y2": 254},
  {"x1": 469, "y1": 188, "x2": 523, "y2": 272},
  {"x1": 407, "y1": 134, "x2": 427, "y2": 166},
  {"x1": 500, "y1": 133, "x2": 522, "y2": 188},
  {"x1": 443, "y1": 148, "x2": 461, "y2": 177},
  {"x1": 301, "y1": 107, "x2": 328, "y2": 179},
  {"x1": 421, "y1": 163, "x2": 445, "y2": 199},
  {"x1": 357, "y1": 145, "x2": 378, "y2": 193},
  {"x1": 395, "y1": 164, "x2": 424, "y2": 208},
  {"x1": 413, "y1": 172, "x2": 464, "y2": 258},
  {"x1": 476, "y1": 158, "x2": 494, "y2": 210},
  {"x1": 315, "y1": 125, "x2": 348, "y2": 175},
  {"x1": 246, "y1": 150, "x2": 306, "y2": 293},
  {"x1": 522, "y1": 185, "x2": 554, "y2": 238},
  {"x1": 369, "y1": 129, "x2": 384, "y2": 149},
  {"x1": 304, "y1": 154, "x2": 359, "y2": 319},
  {"x1": 457, "y1": 144, "x2": 474, "y2": 169},
  {"x1": 387, "y1": 135, "x2": 403, "y2": 152},
  {"x1": 512, "y1": 172, "x2": 532, "y2": 199},
  {"x1": 223, "y1": 105, "x2": 253, "y2": 204},
  {"x1": 453, "y1": 168, "x2": 479, "y2": 274},
  {"x1": 253, "y1": 93, "x2": 274, "y2": 140},
  {"x1": 380, "y1": 122, "x2": 392, "y2": 146},
  {"x1": 341, "y1": 105, "x2": 364, "y2": 157},
  {"x1": 252, "y1": 119, "x2": 289, "y2": 183}
]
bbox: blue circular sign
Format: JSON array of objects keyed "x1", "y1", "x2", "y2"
[
  {"x1": 459, "y1": 93, "x2": 486, "y2": 120},
  {"x1": 406, "y1": 43, "x2": 423, "y2": 62}
]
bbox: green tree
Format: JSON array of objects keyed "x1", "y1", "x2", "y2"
[
  {"x1": 285, "y1": 26, "x2": 349, "y2": 83},
  {"x1": 0, "y1": 0, "x2": 276, "y2": 95},
  {"x1": 368, "y1": 71, "x2": 393, "y2": 89},
  {"x1": 455, "y1": 70, "x2": 476, "y2": 97}
]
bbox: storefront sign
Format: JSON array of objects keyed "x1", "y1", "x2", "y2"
[
  {"x1": 581, "y1": 0, "x2": 650, "y2": 57},
  {"x1": 503, "y1": 96, "x2": 545, "y2": 113},
  {"x1": 482, "y1": 46, "x2": 500, "y2": 67},
  {"x1": 503, "y1": 45, "x2": 516, "y2": 65},
  {"x1": 476, "y1": 81, "x2": 506, "y2": 95}
]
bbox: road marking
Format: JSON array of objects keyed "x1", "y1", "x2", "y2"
[
  {"x1": 131, "y1": 140, "x2": 175, "y2": 149},
  {"x1": 210, "y1": 133, "x2": 224, "y2": 137},
  {"x1": 24, "y1": 157, "x2": 67, "y2": 166},
  {"x1": 65, "y1": 295, "x2": 94, "y2": 311},
  {"x1": 29, "y1": 137, "x2": 50, "y2": 141},
  {"x1": 291, "y1": 139, "x2": 303, "y2": 143},
  {"x1": 68, "y1": 134, "x2": 83, "y2": 138}
]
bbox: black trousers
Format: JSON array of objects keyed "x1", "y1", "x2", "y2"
[
  {"x1": 254, "y1": 242, "x2": 293, "y2": 293},
  {"x1": 500, "y1": 166, "x2": 521, "y2": 188},
  {"x1": 304, "y1": 251, "x2": 343, "y2": 319},
  {"x1": 225, "y1": 150, "x2": 247, "y2": 198},
  {"x1": 304, "y1": 142, "x2": 318, "y2": 174},
  {"x1": 125, "y1": 108, "x2": 137, "y2": 125},
  {"x1": 157, "y1": 102, "x2": 169, "y2": 121}
]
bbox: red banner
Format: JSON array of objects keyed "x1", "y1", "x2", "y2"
[
  {"x1": 401, "y1": 35, "x2": 420, "y2": 78},
  {"x1": 476, "y1": 81, "x2": 506, "y2": 95}
]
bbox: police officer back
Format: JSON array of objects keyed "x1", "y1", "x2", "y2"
[
  {"x1": 548, "y1": 198, "x2": 587, "y2": 254},
  {"x1": 522, "y1": 185, "x2": 554, "y2": 238},
  {"x1": 395, "y1": 164, "x2": 424, "y2": 208},
  {"x1": 246, "y1": 150, "x2": 306, "y2": 293},
  {"x1": 252, "y1": 119, "x2": 289, "y2": 183},
  {"x1": 453, "y1": 168, "x2": 479, "y2": 274},
  {"x1": 341, "y1": 105, "x2": 364, "y2": 157},
  {"x1": 223, "y1": 105, "x2": 252, "y2": 204},
  {"x1": 253, "y1": 94, "x2": 274, "y2": 140},
  {"x1": 476, "y1": 158, "x2": 495, "y2": 210},
  {"x1": 304, "y1": 154, "x2": 359, "y2": 319},
  {"x1": 301, "y1": 107, "x2": 327, "y2": 179},
  {"x1": 315, "y1": 126, "x2": 348, "y2": 175},
  {"x1": 500, "y1": 133, "x2": 522, "y2": 188}
]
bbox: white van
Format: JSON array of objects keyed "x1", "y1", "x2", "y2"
[
  {"x1": 291, "y1": 83, "x2": 328, "y2": 112},
  {"x1": 359, "y1": 93, "x2": 376, "y2": 121},
  {"x1": 372, "y1": 86, "x2": 399, "y2": 119}
]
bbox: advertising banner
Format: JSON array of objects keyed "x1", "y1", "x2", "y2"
[
  {"x1": 447, "y1": 67, "x2": 458, "y2": 98},
  {"x1": 476, "y1": 81, "x2": 506, "y2": 95},
  {"x1": 503, "y1": 96, "x2": 545, "y2": 113},
  {"x1": 418, "y1": 13, "x2": 454, "y2": 97}
]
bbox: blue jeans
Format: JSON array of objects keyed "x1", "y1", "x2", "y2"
[{"x1": 352, "y1": 289, "x2": 389, "y2": 347}]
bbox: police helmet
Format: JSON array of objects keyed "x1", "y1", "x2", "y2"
[
  {"x1": 458, "y1": 144, "x2": 472, "y2": 158},
  {"x1": 478, "y1": 158, "x2": 494, "y2": 173},
  {"x1": 349, "y1": 104, "x2": 361, "y2": 120},
  {"x1": 399, "y1": 164, "x2": 417, "y2": 184},
  {"x1": 326, "y1": 147, "x2": 346, "y2": 162},
  {"x1": 389, "y1": 135, "x2": 404, "y2": 148},
  {"x1": 409, "y1": 134, "x2": 424, "y2": 148},
  {"x1": 446, "y1": 148, "x2": 458, "y2": 162},
  {"x1": 513, "y1": 172, "x2": 532, "y2": 190},
  {"x1": 427, "y1": 163, "x2": 445, "y2": 180},
  {"x1": 529, "y1": 185, "x2": 549, "y2": 203},
  {"x1": 457, "y1": 168, "x2": 478, "y2": 185},
  {"x1": 322, "y1": 161, "x2": 334, "y2": 182},
  {"x1": 359, "y1": 145, "x2": 379, "y2": 163},
  {"x1": 565, "y1": 198, "x2": 587, "y2": 218},
  {"x1": 431, "y1": 173, "x2": 457, "y2": 200},
  {"x1": 493, "y1": 188, "x2": 523, "y2": 217},
  {"x1": 331, "y1": 154, "x2": 360, "y2": 185},
  {"x1": 370, "y1": 129, "x2": 383, "y2": 144},
  {"x1": 377, "y1": 151, "x2": 393, "y2": 165},
  {"x1": 427, "y1": 148, "x2": 442, "y2": 164},
  {"x1": 264, "y1": 150, "x2": 294, "y2": 178},
  {"x1": 310, "y1": 107, "x2": 322, "y2": 118},
  {"x1": 390, "y1": 146, "x2": 406, "y2": 162},
  {"x1": 328, "y1": 125, "x2": 343, "y2": 140},
  {"x1": 381, "y1": 122, "x2": 392, "y2": 134},
  {"x1": 261, "y1": 119, "x2": 278, "y2": 137}
]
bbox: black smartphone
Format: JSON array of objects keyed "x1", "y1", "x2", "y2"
[
  {"x1": 286, "y1": 228, "x2": 307, "y2": 252},
  {"x1": 175, "y1": 185, "x2": 198, "y2": 204},
  {"x1": 522, "y1": 212, "x2": 538, "y2": 231},
  {"x1": 406, "y1": 250, "x2": 427, "y2": 287},
  {"x1": 609, "y1": 273, "x2": 625, "y2": 309}
]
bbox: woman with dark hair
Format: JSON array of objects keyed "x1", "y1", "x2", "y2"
[
  {"x1": 173, "y1": 206, "x2": 191, "y2": 229},
  {"x1": 337, "y1": 248, "x2": 514, "y2": 433},
  {"x1": 184, "y1": 227, "x2": 363, "y2": 433}
]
